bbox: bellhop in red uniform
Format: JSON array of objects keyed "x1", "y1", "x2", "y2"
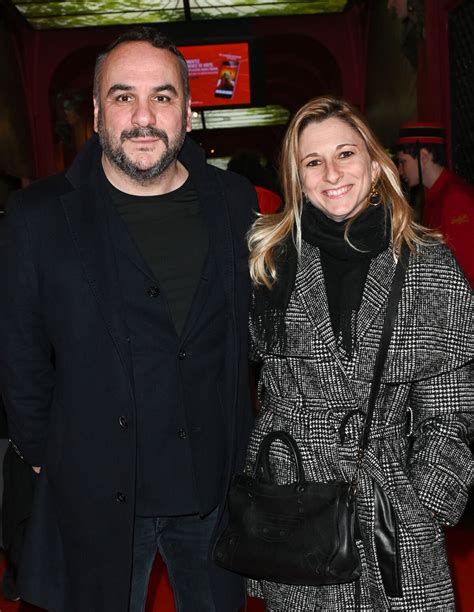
[
  {"x1": 397, "y1": 121, "x2": 474, "y2": 287},
  {"x1": 425, "y1": 168, "x2": 474, "y2": 287}
]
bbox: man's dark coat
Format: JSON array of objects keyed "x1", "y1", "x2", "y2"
[{"x1": 0, "y1": 135, "x2": 257, "y2": 612}]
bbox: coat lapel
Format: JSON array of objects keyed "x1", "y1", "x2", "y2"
[
  {"x1": 179, "y1": 139, "x2": 234, "y2": 314},
  {"x1": 293, "y1": 241, "x2": 399, "y2": 381},
  {"x1": 294, "y1": 241, "x2": 338, "y2": 356},
  {"x1": 355, "y1": 246, "x2": 397, "y2": 344},
  {"x1": 61, "y1": 163, "x2": 133, "y2": 383},
  {"x1": 293, "y1": 242, "x2": 358, "y2": 408}
]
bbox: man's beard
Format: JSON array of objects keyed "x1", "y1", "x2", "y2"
[{"x1": 97, "y1": 111, "x2": 187, "y2": 186}]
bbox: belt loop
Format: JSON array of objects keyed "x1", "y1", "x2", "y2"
[{"x1": 339, "y1": 409, "x2": 364, "y2": 445}]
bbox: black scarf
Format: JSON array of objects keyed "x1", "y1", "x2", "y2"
[{"x1": 252, "y1": 203, "x2": 390, "y2": 352}]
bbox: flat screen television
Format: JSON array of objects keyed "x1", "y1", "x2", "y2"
[{"x1": 178, "y1": 39, "x2": 261, "y2": 109}]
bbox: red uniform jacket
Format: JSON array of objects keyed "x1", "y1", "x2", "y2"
[
  {"x1": 255, "y1": 185, "x2": 282, "y2": 214},
  {"x1": 424, "y1": 169, "x2": 474, "y2": 287}
]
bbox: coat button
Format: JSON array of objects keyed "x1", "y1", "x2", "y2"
[
  {"x1": 147, "y1": 286, "x2": 160, "y2": 298},
  {"x1": 118, "y1": 416, "x2": 128, "y2": 430},
  {"x1": 178, "y1": 429, "x2": 187, "y2": 439},
  {"x1": 116, "y1": 492, "x2": 126, "y2": 503},
  {"x1": 177, "y1": 350, "x2": 186, "y2": 360}
]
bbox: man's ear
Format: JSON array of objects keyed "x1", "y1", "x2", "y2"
[
  {"x1": 419, "y1": 147, "x2": 433, "y2": 167},
  {"x1": 185, "y1": 98, "x2": 192, "y2": 133},
  {"x1": 93, "y1": 97, "x2": 99, "y2": 133}
]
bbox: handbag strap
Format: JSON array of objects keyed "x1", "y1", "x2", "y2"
[{"x1": 351, "y1": 242, "x2": 410, "y2": 493}]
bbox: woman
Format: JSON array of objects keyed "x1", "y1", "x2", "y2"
[{"x1": 245, "y1": 96, "x2": 473, "y2": 611}]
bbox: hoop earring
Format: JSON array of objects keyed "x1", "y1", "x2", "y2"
[{"x1": 368, "y1": 181, "x2": 382, "y2": 206}]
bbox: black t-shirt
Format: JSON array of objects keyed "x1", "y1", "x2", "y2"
[{"x1": 104, "y1": 173, "x2": 208, "y2": 335}]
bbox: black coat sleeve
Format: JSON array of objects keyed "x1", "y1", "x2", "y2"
[{"x1": 0, "y1": 192, "x2": 55, "y2": 465}]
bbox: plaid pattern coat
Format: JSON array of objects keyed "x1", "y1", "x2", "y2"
[{"x1": 246, "y1": 240, "x2": 474, "y2": 611}]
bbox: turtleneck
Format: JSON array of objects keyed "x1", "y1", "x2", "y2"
[
  {"x1": 301, "y1": 203, "x2": 390, "y2": 354},
  {"x1": 301, "y1": 201, "x2": 389, "y2": 259}
]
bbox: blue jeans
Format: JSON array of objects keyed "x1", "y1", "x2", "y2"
[{"x1": 129, "y1": 508, "x2": 218, "y2": 612}]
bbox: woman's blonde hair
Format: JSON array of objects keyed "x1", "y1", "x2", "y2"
[{"x1": 248, "y1": 95, "x2": 436, "y2": 288}]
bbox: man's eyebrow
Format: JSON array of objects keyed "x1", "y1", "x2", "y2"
[
  {"x1": 106, "y1": 83, "x2": 179, "y2": 97},
  {"x1": 106, "y1": 84, "x2": 133, "y2": 97},
  {"x1": 152, "y1": 84, "x2": 179, "y2": 97}
]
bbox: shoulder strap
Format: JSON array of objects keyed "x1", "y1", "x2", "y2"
[{"x1": 359, "y1": 242, "x2": 410, "y2": 452}]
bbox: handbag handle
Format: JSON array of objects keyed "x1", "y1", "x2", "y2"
[{"x1": 253, "y1": 430, "x2": 306, "y2": 484}]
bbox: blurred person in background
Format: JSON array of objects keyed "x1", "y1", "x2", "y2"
[
  {"x1": 228, "y1": 149, "x2": 282, "y2": 214},
  {"x1": 397, "y1": 122, "x2": 474, "y2": 286}
]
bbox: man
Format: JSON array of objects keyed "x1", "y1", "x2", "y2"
[
  {"x1": 0, "y1": 27, "x2": 257, "y2": 612},
  {"x1": 397, "y1": 121, "x2": 474, "y2": 286}
]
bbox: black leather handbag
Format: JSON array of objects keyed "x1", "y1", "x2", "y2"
[
  {"x1": 213, "y1": 245, "x2": 409, "y2": 586},
  {"x1": 214, "y1": 429, "x2": 361, "y2": 585}
]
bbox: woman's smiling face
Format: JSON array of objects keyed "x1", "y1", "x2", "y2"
[{"x1": 299, "y1": 117, "x2": 380, "y2": 222}]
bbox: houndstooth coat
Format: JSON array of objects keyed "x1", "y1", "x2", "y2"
[{"x1": 246, "y1": 240, "x2": 474, "y2": 611}]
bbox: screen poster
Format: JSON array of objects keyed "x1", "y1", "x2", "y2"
[{"x1": 179, "y1": 42, "x2": 251, "y2": 107}]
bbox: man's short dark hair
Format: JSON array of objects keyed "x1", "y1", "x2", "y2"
[
  {"x1": 93, "y1": 26, "x2": 189, "y2": 102},
  {"x1": 397, "y1": 142, "x2": 446, "y2": 167}
]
